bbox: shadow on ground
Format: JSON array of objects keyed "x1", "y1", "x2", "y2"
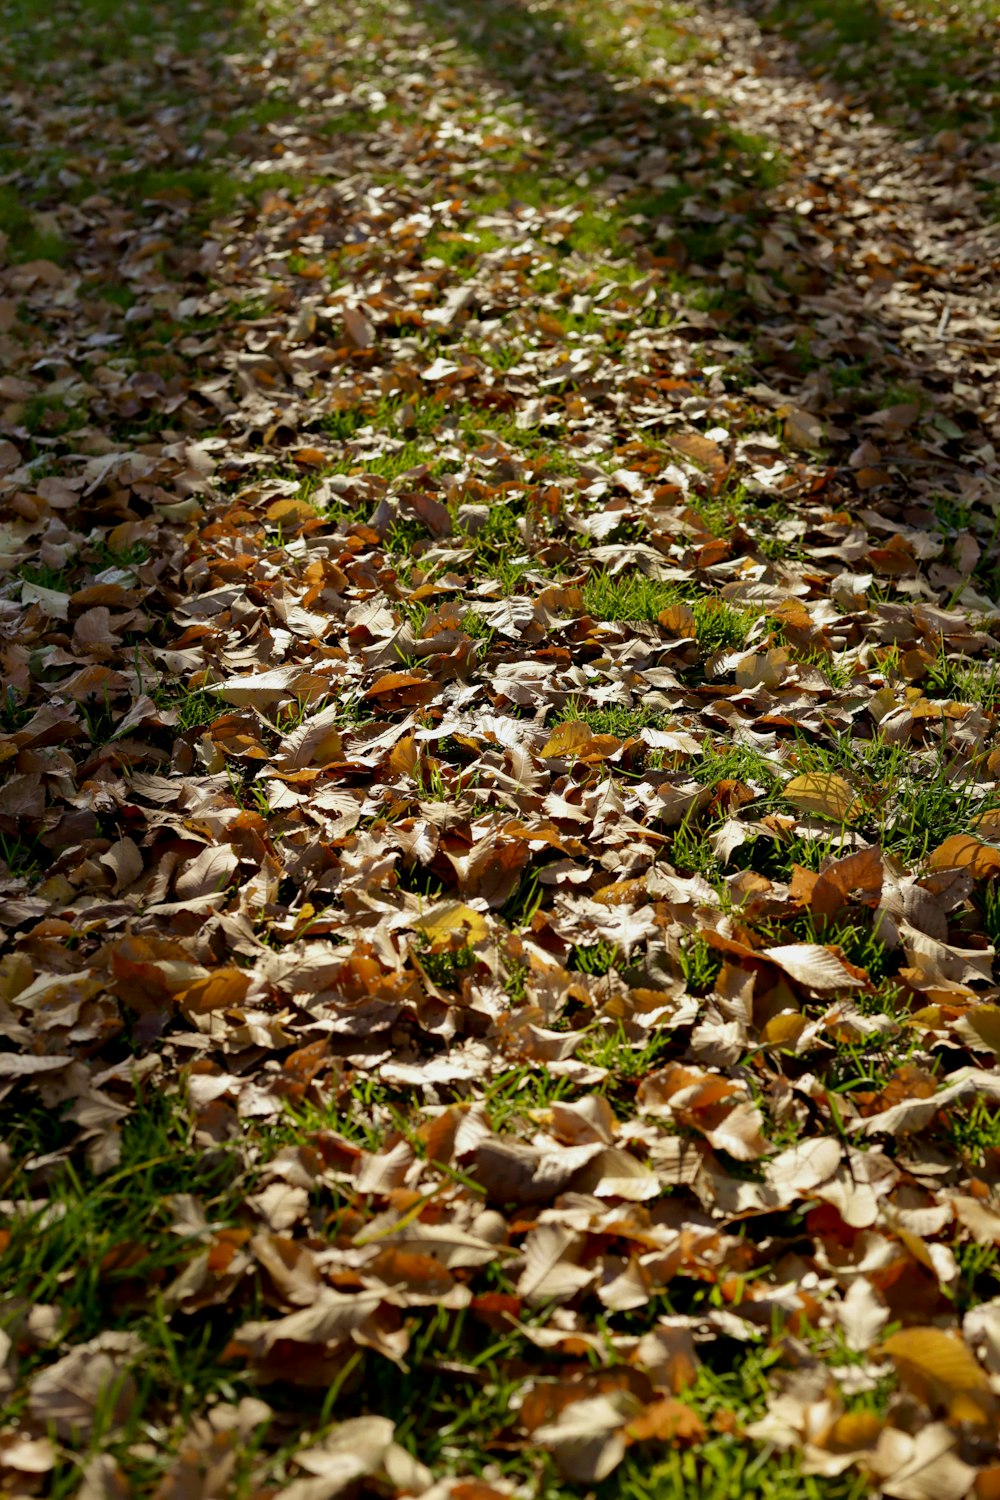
[
  {"x1": 727, "y1": 0, "x2": 1000, "y2": 148},
  {"x1": 411, "y1": 0, "x2": 996, "y2": 511},
  {"x1": 0, "y1": 0, "x2": 261, "y2": 263}
]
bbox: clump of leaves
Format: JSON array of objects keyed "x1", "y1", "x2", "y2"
[{"x1": 3, "y1": 0, "x2": 1000, "y2": 1491}]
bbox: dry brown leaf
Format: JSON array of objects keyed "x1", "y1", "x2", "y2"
[
  {"x1": 808, "y1": 845, "x2": 885, "y2": 921},
  {"x1": 28, "y1": 1334, "x2": 141, "y2": 1439}
]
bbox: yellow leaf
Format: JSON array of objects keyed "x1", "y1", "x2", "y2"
[
  {"x1": 388, "y1": 735, "x2": 418, "y2": 776},
  {"x1": 540, "y1": 721, "x2": 592, "y2": 758},
  {"x1": 816, "y1": 1411, "x2": 882, "y2": 1455},
  {"x1": 967, "y1": 1005, "x2": 1000, "y2": 1053},
  {"x1": 309, "y1": 727, "x2": 343, "y2": 766},
  {"x1": 783, "y1": 772, "x2": 858, "y2": 822},
  {"x1": 759, "y1": 1011, "x2": 806, "y2": 1047},
  {"x1": 908, "y1": 1005, "x2": 944, "y2": 1029},
  {"x1": 414, "y1": 902, "x2": 489, "y2": 947},
  {"x1": 266, "y1": 497, "x2": 318, "y2": 523},
  {"x1": 882, "y1": 1328, "x2": 993, "y2": 1426}
]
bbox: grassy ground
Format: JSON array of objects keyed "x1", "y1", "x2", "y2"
[{"x1": 1, "y1": 0, "x2": 1000, "y2": 1493}]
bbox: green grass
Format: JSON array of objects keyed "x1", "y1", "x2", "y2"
[
  {"x1": 22, "y1": 395, "x2": 86, "y2": 437},
  {"x1": 790, "y1": 730, "x2": 1000, "y2": 864},
  {"x1": 923, "y1": 654, "x2": 1000, "y2": 709},
  {"x1": 568, "y1": 937, "x2": 622, "y2": 976},
  {"x1": 454, "y1": 501, "x2": 527, "y2": 565},
  {"x1": 559, "y1": 700, "x2": 669, "y2": 738},
  {"x1": 0, "y1": 185, "x2": 66, "y2": 263},
  {"x1": 0, "y1": 1095, "x2": 259, "y2": 1485},
  {"x1": 415, "y1": 938, "x2": 478, "y2": 990},
  {"x1": 17, "y1": 562, "x2": 72, "y2": 592},
  {"x1": 580, "y1": 576, "x2": 757, "y2": 657},
  {"x1": 423, "y1": 227, "x2": 508, "y2": 273},
  {"x1": 678, "y1": 933, "x2": 722, "y2": 995},
  {"x1": 665, "y1": 729, "x2": 1000, "y2": 883},
  {"x1": 942, "y1": 1094, "x2": 1000, "y2": 1170},
  {"x1": 2, "y1": 0, "x2": 255, "y2": 61},
  {"x1": 106, "y1": 165, "x2": 263, "y2": 231},
  {"x1": 693, "y1": 599, "x2": 757, "y2": 655},
  {"x1": 690, "y1": 742, "x2": 783, "y2": 794},
  {"x1": 577, "y1": 1022, "x2": 675, "y2": 1081},
  {"x1": 583, "y1": 572, "x2": 685, "y2": 623},
  {"x1": 410, "y1": 0, "x2": 787, "y2": 330},
  {"x1": 173, "y1": 688, "x2": 227, "y2": 732},
  {"x1": 359, "y1": 1335, "x2": 870, "y2": 1499},
  {"x1": 0, "y1": 832, "x2": 43, "y2": 880}
]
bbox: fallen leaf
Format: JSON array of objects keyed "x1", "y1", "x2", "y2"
[{"x1": 783, "y1": 773, "x2": 858, "y2": 822}]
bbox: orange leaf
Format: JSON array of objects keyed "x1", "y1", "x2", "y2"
[
  {"x1": 657, "y1": 603, "x2": 697, "y2": 638},
  {"x1": 928, "y1": 834, "x2": 1000, "y2": 879},
  {"x1": 627, "y1": 1397, "x2": 705, "y2": 1445},
  {"x1": 664, "y1": 431, "x2": 726, "y2": 472},
  {"x1": 180, "y1": 969, "x2": 251, "y2": 1015}
]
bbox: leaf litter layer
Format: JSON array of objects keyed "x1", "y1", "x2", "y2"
[{"x1": 1, "y1": 0, "x2": 1000, "y2": 1493}]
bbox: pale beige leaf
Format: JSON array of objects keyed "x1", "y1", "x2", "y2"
[
  {"x1": 873, "y1": 1423, "x2": 978, "y2": 1500},
  {"x1": 98, "y1": 836, "x2": 144, "y2": 893},
  {"x1": 766, "y1": 1137, "x2": 841, "y2": 1203},
  {"x1": 0, "y1": 1431, "x2": 56, "y2": 1475},
  {"x1": 218, "y1": 667, "x2": 305, "y2": 707},
  {"x1": 852, "y1": 1070, "x2": 1000, "y2": 1137},
  {"x1": 293, "y1": 1416, "x2": 394, "y2": 1484},
  {"x1": 702, "y1": 1100, "x2": 769, "y2": 1161},
  {"x1": 837, "y1": 1279, "x2": 889, "y2": 1352},
  {"x1": 76, "y1": 1454, "x2": 129, "y2": 1500},
  {"x1": 175, "y1": 842, "x2": 239, "y2": 901},
  {"x1": 516, "y1": 1224, "x2": 596, "y2": 1307},
  {"x1": 21, "y1": 580, "x2": 70, "y2": 619},
  {"x1": 532, "y1": 1394, "x2": 635, "y2": 1484},
  {"x1": 761, "y1": 942, "x2": 864, "y2": 990}
]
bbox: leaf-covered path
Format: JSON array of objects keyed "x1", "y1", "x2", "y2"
[{"x1": 2, "y1": 0, "x2": 1000, "y2": 1493}]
